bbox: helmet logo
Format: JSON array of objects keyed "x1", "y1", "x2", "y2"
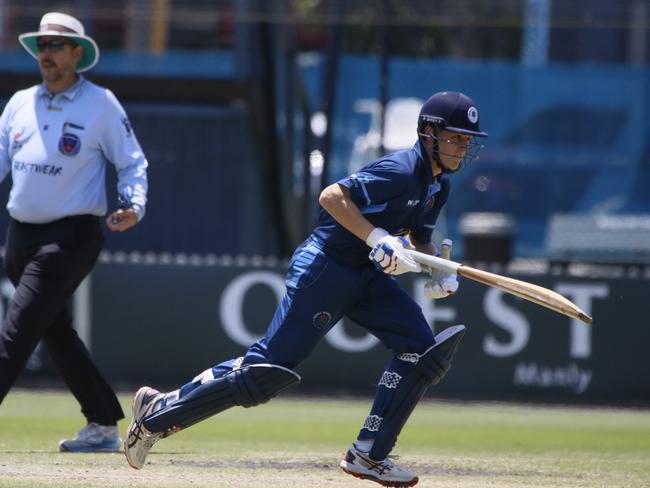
[{"x1": 467, "y1": 106, "x2": 479, "y2": 124}]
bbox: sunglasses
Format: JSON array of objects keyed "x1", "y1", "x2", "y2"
[{"x1": 36, "y1": 39, "x2": 75, "y2": 52}]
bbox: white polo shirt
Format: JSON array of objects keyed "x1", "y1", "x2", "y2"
[{"x1": 0, "y1": 76, "x2": 148, "y2": 224}]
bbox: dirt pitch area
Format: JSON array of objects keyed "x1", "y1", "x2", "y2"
[
  {"x1": 1, "y1": 390, "x2": 649, "y2": 488},
  {"x1": 0, "y1": 449, "x2": 639, "y2": 488}
]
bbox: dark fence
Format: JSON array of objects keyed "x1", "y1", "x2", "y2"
[{"x1": 11, "y1": 259, "x2": 649, "y2": 405}]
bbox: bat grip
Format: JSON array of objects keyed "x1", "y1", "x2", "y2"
[
  {"x1": 440, "y1": 238, "x2": 452, "y2": 260},
  {"x1": 405, "y1": 249, "x2": 461, "y2": 275}
]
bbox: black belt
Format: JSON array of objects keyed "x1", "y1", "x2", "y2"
[{"x1": 12, "y1": 214, "x2": 99, "y2": 228}]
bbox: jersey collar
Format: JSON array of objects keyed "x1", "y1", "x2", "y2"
[
  {"x1": 37, "y1": 75, "x2": 85, "y2": 101},
  {"x1": 414, "y1": 140, "x2": 437, "y2": 182}
]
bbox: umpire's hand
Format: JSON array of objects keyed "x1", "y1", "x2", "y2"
[{"x1": 106, "y1": 209, "x2": 138, "y2": 232}]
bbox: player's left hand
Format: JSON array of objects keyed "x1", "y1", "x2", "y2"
[
  {"x1": 369, "y1": 234, "x2": 421, "y2": 275},
  {"x1": 424, "y1": 239, "x2": 459, "y2": 299},
  {"x1": 106, "y1": 208, "x2": 138, "y2": 232}
]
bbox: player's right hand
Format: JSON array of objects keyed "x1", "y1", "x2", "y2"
[{"x1": 367, "y1": 230, "x2": 421, "y2": 275}]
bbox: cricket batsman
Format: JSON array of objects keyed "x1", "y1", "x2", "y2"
[{"x1": 124, "y1": 91, "x2": 488, "y2": 487}]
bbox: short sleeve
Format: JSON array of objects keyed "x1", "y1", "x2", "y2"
[{"x1": 338, "y1": 159, "x2": 411, "y2": 209}]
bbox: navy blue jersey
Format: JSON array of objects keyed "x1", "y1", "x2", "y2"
[{"x1": 313, "y1": 141, "x2": 449, "y2": 266}]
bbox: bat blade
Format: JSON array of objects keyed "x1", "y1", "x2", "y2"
[
  {"x1": 457, "y1": 265, "x2": 593, "y2": 324},
  {"x1": 406, "y1": 249, "x2": 593, "y2": 324}
]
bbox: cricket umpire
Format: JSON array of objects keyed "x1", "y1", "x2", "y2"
[{"x1": 0, "y1": 12, "x2": 148, "y2": 452}]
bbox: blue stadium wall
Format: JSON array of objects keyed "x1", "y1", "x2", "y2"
[
  {"x1": 1, "y1": 54, "x2": 648, "y2": 258},
  {"x1": 301, "y1": 56, "x2": 650, "y2": 258}
]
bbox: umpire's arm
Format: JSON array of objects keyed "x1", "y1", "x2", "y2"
[{"x1": 100, "y1": 89, "x2": 149, "y2": 233}]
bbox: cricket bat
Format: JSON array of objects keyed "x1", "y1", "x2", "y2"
[{"x1": 406, "y1": 247, "x2": 593, "y2": 324}]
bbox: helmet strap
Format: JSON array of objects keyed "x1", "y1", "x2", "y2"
[
  {"x1": 428, "y1": 125, "x2": 447, "y2": 174},
  {"x1": 419, "y1": 121, "x2": 454, "y2": 174}
]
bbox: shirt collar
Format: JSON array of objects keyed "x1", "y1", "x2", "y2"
[
  {"x1": 37, "y1": 75, "x2": 85, "y2": 101},
  {"x1": 414, "y1": 140, "x2": 437, "y2": 182}
]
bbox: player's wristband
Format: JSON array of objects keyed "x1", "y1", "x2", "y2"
[
  {"x1": 365, "y1": 227, "x2": 389, "y2": 248},
  {"x1": 130, "y1": 204, "x2": 144, "y2": 222}
]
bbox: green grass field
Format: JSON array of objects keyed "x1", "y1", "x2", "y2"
[{"x1": 1, "y1": 389, "x2": 649, "y2": 487}]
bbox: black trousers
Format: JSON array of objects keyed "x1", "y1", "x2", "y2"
[{"x1": 0, "y1": 215, "x2": 124, "y2": 425}]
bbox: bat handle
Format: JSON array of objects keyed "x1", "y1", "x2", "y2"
[{"x1": 440, "y1": 238, "x2": 452, "y2": 260}]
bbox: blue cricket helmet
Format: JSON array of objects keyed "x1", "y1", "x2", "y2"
[{"x1": 418, "y1": 91, "x2": 488, "y2": 138}]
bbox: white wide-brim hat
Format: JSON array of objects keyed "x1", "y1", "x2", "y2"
[{"x1": 18, "y1": 12, "x2": 99, "y2": 72}]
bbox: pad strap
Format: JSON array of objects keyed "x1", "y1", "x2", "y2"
[{"x1": 367, "y1": 325, "x2": 466, "y2": 461}]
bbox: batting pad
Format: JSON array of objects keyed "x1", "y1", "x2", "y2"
[
  {"x1": 143, "y1": 364, "x2": 301, "y2": 433},
  {"x1": 368, "y1": 324, "x2": 466, "y2": 461}
]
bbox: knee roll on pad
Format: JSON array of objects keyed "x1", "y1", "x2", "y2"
[
  {"x1": 143, "y1": 364, "x2": 301, "y2": 433},
  {"x1": 417, "y1": 324, "x2": 466, "y2": 385},
  {"x1": 368, "y1": 324, "x2": 466, "y2": 461}
]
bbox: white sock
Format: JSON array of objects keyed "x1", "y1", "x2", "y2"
[{"x1": 354, "y1": 439, "x2": 374, "y2": 453}]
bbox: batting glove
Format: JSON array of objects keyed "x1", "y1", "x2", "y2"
[
  {"x1": 424, "y1": 238, "x2": 459, "y2": 299},
  {"x1": 367, "y1": 228, "x2": 421, "y2": 275}
]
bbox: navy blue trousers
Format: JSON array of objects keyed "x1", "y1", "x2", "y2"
[{"x1": 179, "y1": 236, "x2": 435, "y2": 400}]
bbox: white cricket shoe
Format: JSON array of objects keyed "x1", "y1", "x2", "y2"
[
  {"x1": 340, "y1": 444, "x2": 419, "y2": 487},
  {"x1": 58, "y1": 422, "x2": 121, "y2": 453},
  {"x1": 124, "y1": 386, "x2": 165, "y2": 469}
]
